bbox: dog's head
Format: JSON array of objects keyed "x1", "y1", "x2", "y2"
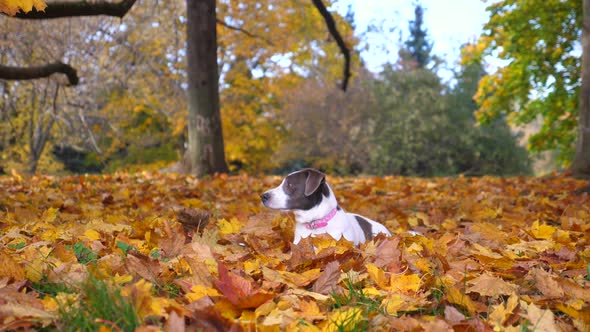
[{"x1": 261, "y1": 168, "x2": 330, "y2": 211}]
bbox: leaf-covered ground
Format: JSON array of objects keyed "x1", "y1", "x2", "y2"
[{"x1": 0, "y1": 172, "x2": 589, "y2": 331}]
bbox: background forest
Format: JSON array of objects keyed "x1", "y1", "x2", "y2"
[{"x1": 0, "y1": 0, "x2": 549, "y2": 176}]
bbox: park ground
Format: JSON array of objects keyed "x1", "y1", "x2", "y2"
[{"x1": 0, "y1": 172, "x2": 589, "y2": 331}]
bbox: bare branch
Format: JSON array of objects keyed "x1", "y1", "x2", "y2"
[
  {"x1": 310, "y1": 0, "x2": 351, "y2": 91},
  {"x1": 0, "y1": 62, "x2": 79, "y2": 85},
  {"x1": 12, "y1": 0, "x2": 137, "y2": 19},
  {"x1": 215, "y1": 18, "x2": 274, "y2": 46}
]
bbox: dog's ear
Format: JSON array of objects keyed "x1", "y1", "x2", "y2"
[{"x1": 304, "y1": 169, "x2": 326, "y2": 196}]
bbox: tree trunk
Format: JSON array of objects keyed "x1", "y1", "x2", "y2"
[
  {"x1": 184, "y1": 0, "x2": 228, "y2": 176},
  {"x1": 571, "y1": 0, "x2": 590, "y2": 179}
]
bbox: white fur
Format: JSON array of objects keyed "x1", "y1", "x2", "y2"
[
  {"x1": 292, "y1": 184, "x2": 391, "y2": 245},
  {"x1": 262, "y1": 178, "x2": 289, "y2": 210},
  {"x1": 262, "y1": 174, "x2": 391, "y2": 245}
]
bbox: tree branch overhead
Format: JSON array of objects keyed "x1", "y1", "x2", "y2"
[
  {"x1": 311, "y1": 0, "x2": 351, "y2": 91},
  {"x1": 13, "y1": 0, "x2": 137, "y2": 19},
  {"x1": 0, "y1": 62, "x2": 79, "y2": 85}
]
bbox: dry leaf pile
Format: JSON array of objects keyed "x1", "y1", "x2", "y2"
[{"x1": 0, "y1": 172, "x2": 589, "y2": 331}]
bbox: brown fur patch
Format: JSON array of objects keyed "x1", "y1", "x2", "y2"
[{"x1": 354, "y1": 216, "x2": 373, "y2": 241}]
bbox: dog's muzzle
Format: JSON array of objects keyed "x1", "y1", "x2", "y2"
[{"x1": 260, "y1": 192, "x2": 271, "y2": 205}]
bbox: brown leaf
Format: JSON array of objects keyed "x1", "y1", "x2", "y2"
[
  {"x1": 125, "y1": 254, "x2": 162, "y2": 283},
  {"x1": 188, "y1": 308, "x2": 243, "y2": 332},
  {"x1": 159, "y1": 224, "x2": 186, "y2": 259},
  {"x1": 176, "y1": 208, "x2": 210, "y2": 233},
  {"x1": 372, "y1": 237, "x2": 402, "y2": 271},
  {"x1": 444, "y1": 306, "x2": 466, "y2": 324},
  {"x1": 164, "y1": 310, "x2": 185, "y2": 332},
  {"x1": 287, "y1": 237, "x2": 316, "y2": 270},
  {"x1": 529, "y1": 268, "x2": 564, "y2": 298},
  {"x1": 467, "y1": 272, "x2": 518, "y2": 297},
  {"x1": 521, "y1": 301, "x2": 558, "y2": 332},
  {"x1": 214, "y1": 263, "x2": 274, "y2": 309},
  {"x1": 312, "y1": 261, "x2": 341, "y2": 295}
]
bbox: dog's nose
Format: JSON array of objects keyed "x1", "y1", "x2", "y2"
[{"x1": 260, "y1": 192, "x2": 270, "y2": 203}]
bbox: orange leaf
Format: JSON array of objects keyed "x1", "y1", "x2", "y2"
[
  {"x1": 214, "y1": 263, "x2": 274, "y2": 309},
  {"x1": 0, "y1": 252, "x2": 25, "y2": 281}
]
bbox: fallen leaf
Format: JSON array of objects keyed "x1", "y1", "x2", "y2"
[
  {"x1": 214, "y1": 263, "x2": 274, "y2": 309},
  {"x1": 521, "y1": 301, "x2": 558, "y2": 332},
  {"x1": 125, "y1": 254, "x2": 162, "y2": 283},
  {"x1": 529, "y1": 268, "x2": 564, "y2": 298},
  {"x1": 467, "y1": 272, "x2": 518, "y2": 297},
  {"x1": 312, "y1": 261, "x2": 340, "y2": 294},
  {"x1": 0, "y1": 252, "x2": 25, "y2": 281}
]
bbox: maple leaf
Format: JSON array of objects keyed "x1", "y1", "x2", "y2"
[
  {"x1": 528, "y1": 268, "x2": 564, "y2": 299},
  {"x1": 488, "y1": 293, "x2": 519, "y2": 329},
  {"x1": 125, "y1": 254, "x2": 162, "y2": 283},
  {"x1": 214, "y1": 263, "x2": 274, "y2": 309},
  {"x1": 312, "y1": 261, "x2": 341, "y2": 294},
  {"x1": 467, "y1": 272, "x2": 518, "y2": 297},
  {"x1": 0, "y1": 252, "x2": 25, "y2": 281},
  {"x1": 324, "y1": 307, "x2": 363, "y2": 332},
  {"x1": 521, "y1": 301, "x2": 558, "y2": 332}
]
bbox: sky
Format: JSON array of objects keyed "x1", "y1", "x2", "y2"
[{"x1": 334, "y1": 0, "x2": 491, "y2": 80}]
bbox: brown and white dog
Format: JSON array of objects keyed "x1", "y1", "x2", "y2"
[{"x1": 261, "y1": 168, "x2": 391, "y2": 245}]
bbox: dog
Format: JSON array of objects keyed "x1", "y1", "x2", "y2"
[{"x1": 261, "y1": 168, "x2": 391, "y2": 245}]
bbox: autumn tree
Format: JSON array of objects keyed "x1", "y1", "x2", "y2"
[
  {"x1": 1, "y1": 0, "x2": 140, "y2": 173},
  {"x1": 2, "y1": 0, "x2": 352, "y2": 176},
  {"x1": 182, "y1": 0, "x2": 229, "y2": 175},
  {"x1": 465, "y1": 0, "x2": 590, "y2": 178}
]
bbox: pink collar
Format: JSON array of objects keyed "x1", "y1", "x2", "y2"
[{"x1": 305, "y1": 208, "x2": 338, "y2": 230}]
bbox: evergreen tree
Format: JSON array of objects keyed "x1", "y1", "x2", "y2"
[{"x1": 404, "y1": 4, "x2": 433, "y2": 69}]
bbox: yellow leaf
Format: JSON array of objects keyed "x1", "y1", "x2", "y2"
[
  {"x1": 81, "y1": 229, "x2": 101, "y2": 241},
  {"x1": 218, "y1": 218, "x2": 242, "y2": 235},
  {"x1": 185, "y1": 284, "x2": 221, "y2": 302},
  {"x1": 530, "y1": 220, "x2": 556, "y2": 240},
  {"x1": 255, "y1": 301, "x2": 276, "y2": 319},
  {"x1": 25, "y1": 258, "x2": 45, "y2": 282},
  {"x1": 113, "y1": 273, "x2": 133, "y2": 285},
  {"x1": 41, "y1": 296, "x2": 59, "y2": 313},
  {"x1": 362, "y1": 286, "x2": 383, "y2": 297},
  {"x1": 488, "y1": 293, "x2": 519, "y2": 328},
  {"x1": 467, "y1": 272, "x2": 518, "y2": 297},
  {"x1": 383, "y1": 294, "x2": 406, "y2": 315},
  {"x1": 366, "y1": 263, "x2": 388, "y2": 289},
  {"x1": 0, "y1": 252, "x2": 25, "y2": 281},
  {"x1": 278, "y1": 268, "x2": 322, "y2": 287},
  {"x1": 244, "y1": 259, "x2": 261, "y2": 274},
  {"x1": 42, "y1": 207, "x2": 59, "y2": 223},
  {"x1": 122, "y1": 280, "x2": 169, "y2": 318},
  {"x1": 447, "y1": 286, "x2": 477, "y2": 316},
  {"x1": 555, "y1": 303, "x2": 581, "y2": 319},
  {"x1": 298, "y1": 299, "x2": 323, "y2": 318},
  {"x1": 324, "y1": 308, "x2": 363, "y2": 332},
  {"x1": 389, "y1": 273, "x2": 421, "y2": 293}
]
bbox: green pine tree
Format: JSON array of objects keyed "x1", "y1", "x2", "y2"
[{"x1": 404, "y1": 4, "x2": 433, "y2": 69}]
